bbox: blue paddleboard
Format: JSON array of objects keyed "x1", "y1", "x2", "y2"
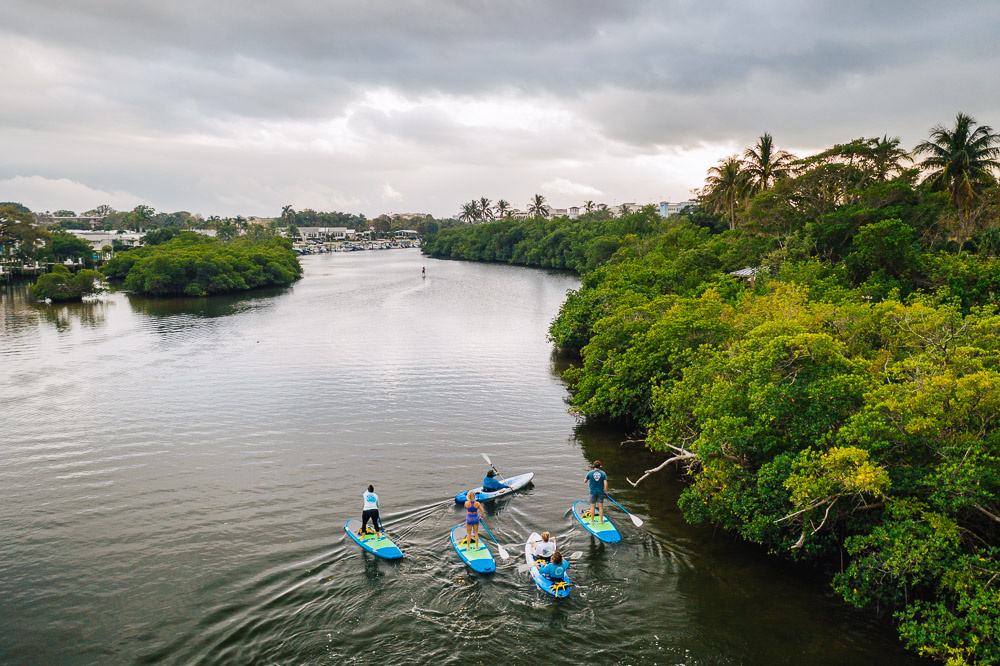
[
  {"x1": 345, "y1": 519, "x2": 403, "y2": 560},
  {"x1": 450, "y1": 524, "x2": 495, "y2": 573},
  {"x1": 572, "y1": 500, "x2": 621, "y2": 543},
  {"x1": 525, "y1": 532, "x2": 571, "y2": 598}
]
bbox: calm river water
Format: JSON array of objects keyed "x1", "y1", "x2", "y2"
[{"x1": 1, "y1": 249, "x2": 923, "y2": 665}]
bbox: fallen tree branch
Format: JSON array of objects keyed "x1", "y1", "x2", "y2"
[
  {"x1": 627, "y1": 451, "x2": 698, "y2": 487},
  {"x1": 973, "y1": 503, "x2": 1000, "y2": 524}
]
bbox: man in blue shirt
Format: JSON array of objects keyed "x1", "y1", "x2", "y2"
[
  {"x1": 585, "y1": 460, "x2": 608, "y2": 524},
  {"x1": 481, "y1": 469, "x2": 509, "y2": 493}
]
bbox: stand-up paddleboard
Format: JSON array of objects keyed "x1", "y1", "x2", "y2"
[
  {"x1": 525, "y1": 532, "x2": 571, "y2": 598},
  {"x1": 572, "y1": 500, "x2": 621, "y2": 543},
  {"x1": 345, "y1": 519, "x2": 403, "y2": 560},
  {"x1": 450, "y1": 524, "x2": 496, "y2": 573},
  {"x1": 454, "y1": 472, "x2": 534, "y2": 503}
]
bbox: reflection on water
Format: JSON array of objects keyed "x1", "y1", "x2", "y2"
[{"x1": 0, "y1": 250, "x2": 925, "y2": 665}]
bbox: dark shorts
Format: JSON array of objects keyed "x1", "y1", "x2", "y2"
[
  {"x1": 466, "y1": 514, "x2": 480, "y2": 525},
  {"x1": 589, "y1": 493, "x2": 605, "y2": 505}
]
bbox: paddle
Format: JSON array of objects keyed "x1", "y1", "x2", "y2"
[
  {"x1": 605, "y1": 494, "x2": 644, "y2": 527},
  {"x1": 517, "y1": 550, "x2": 584, "y2": 573},
  {"x1": 481, "y1": 453, "x2": 509, "y2": 485},
  {"x1": 477, "y1": 517, "x2": 509, "y2": 560}
]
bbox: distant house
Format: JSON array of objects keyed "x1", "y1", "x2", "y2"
[
  {"x1": 392, "y1": 213, "x2": 428, "y2": 221},
  {"x1": 297, "y1": 226, "x2": 356, "y2": 241},
  {"x1": 548, "y1": 208, "x2": 568, "y2": 218},
  {"x1": 658, "y1": 201, "x2": 696, "y2": 217},
  {"x1": 394, "y1": 230, "x2": 419, "y2": 239},
  {"x1": 69, "y1": 230, "x2": 143, "y2": 251},
  {"x1": 729, "y1": 266, "x2": 764, "y2": 288},
  {"x1": 568, "y1": 206, "x2": 580, "y2": 218}
]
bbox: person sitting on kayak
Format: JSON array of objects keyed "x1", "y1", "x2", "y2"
[
  {"x1": 538, "y1": 551, "x2": 569, "y2": 581},
  {"x1": 481, "y1": 469, "x2": 509, "y2": 493},
  {"x1": 530, "y1": 531, "x2": 557, "y2": 562},
  {"x1": 360, "y1": 484, "x2": 381, "y2": 536},
  {"x1": 586, "y1": 460, "x2": 609, "y2": 524},
  {"x1": 463, "y1": 490, "x2": 484, "y2": 547}
]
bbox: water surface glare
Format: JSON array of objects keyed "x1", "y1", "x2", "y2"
[{"x1": 1, "y1": 250, "x2": 923, "y2": 664}]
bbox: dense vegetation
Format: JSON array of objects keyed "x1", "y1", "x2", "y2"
[
  {"x1": 424, "y1": 114, "x2": 1000, "y2": 665},
  {"x1": 101, "y1": 231, "x2": 301, "y2": 296},
  {"x1": 30, "y1": 264, "x2": 104, "y2": 302}
]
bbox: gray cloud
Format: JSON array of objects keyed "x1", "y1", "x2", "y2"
[{"x1": 1, "y1": 1, "x2": 999, "y2": 216}]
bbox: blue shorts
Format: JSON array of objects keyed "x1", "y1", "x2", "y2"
[
  {"x1": 466, "y1": 515, "x2": 480, "y2": 525},
  {"x1": 589, "y1": 493, "x2": 605, "y2": 505}
]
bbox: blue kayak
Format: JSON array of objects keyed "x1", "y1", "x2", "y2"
[
  {"x1": 525, "y1": 532, "x2": 571, "y2": 598},
  {"x1": 450, "y1": 524, "x2": 495, "y2": 573},
  {"x1": 345, "y1": 519, "x2": 403, "y2": 560},
  {"x1": 454, "y1": 472, "x2": 534, "y2": 503},
  {"x1": 572, "y1": 500, "x2": 621, "y2": 543}
]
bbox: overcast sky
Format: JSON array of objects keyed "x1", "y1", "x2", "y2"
[{"x1": 2, "y1": 1, "x2": 998, "y2": 219}]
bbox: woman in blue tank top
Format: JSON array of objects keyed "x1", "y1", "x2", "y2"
[{"x1": 463, "y1": 491, "x2": 483, "y2": 547}]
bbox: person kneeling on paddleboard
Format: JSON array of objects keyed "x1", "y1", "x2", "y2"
[
  {"x1": 530, "y1": 531, "x2": 557, "y2": 562},
  {"x1": 538, "y1": 551, "x2": 568, "y2": 581},
  {"x1": 463, "y1": 490, "x2": 484, "y2": 546},
  {"x1": 586, "y1": 460, "x2": 609, "y2": 524},
  {"x1": 481, "y1": 469, "x2": 509, "y2": 492},
  {"x1": 360, "y1": 484, "x2": 381, "y2": 536}
]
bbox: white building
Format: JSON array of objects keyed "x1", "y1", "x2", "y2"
[
  {"x1": 297, "y1": 227, "x2": 356, "y2": 241},
  {"x1": 658, "y1": 201, "x2": 696, "y2": 217},
  {"x1": 69, "y1": 230, "x2": 143, "y2": 251}
]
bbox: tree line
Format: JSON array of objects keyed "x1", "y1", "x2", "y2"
[{"x1": 425, "y1": 112, "x2": 1000, "y2": 665}]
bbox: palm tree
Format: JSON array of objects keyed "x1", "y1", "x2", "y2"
[
  {"x1": 703, "y1": 156, "x2": 750, "y2": 231},
  {"x1": 742, "y1": 133, "x2": 796, "y2": 194},
  {"x1": 459, "y1": 201, "x2": 478, "y2": 223},
  {"x1": 495, "y1": 199, "x2": 511, "y2": 218},
  {"x1": 868, "y1": 135, "x2": 911, "y2": 182},
  {"x1": 281, "y1": 205, "x2": 294, "y2": 220},
  {"x1": 527, "y1": 194, "x2": 549, "y2": 218},
  {"x1": 915, "y1": 112, "x2": 1000, "y2": 220},
  {"x1": 618, "y1": 203, "x2": 632, "y2": 216},
  {"x1": 478, "y1": 197, "x2": 494, "y2": 222},
  {"x1": 583, "y1": 200, "x2": 596, "y2": 214}
]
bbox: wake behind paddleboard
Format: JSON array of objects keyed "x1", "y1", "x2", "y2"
[
  {"x1": 450, "y1": 524, "x2": 496, "y2": 573},
  {"x1": 572, "y1": 500, "x2": 621, "y2": 543},
  {"x1": 345, "y1": 519, "x2": 403, "y2": 560}
]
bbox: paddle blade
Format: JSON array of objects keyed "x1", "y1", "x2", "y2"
[
  {"x1": 481, "y1": 453, "x2": 493, "y2": 466},
  {"x1": 568, "y1": 551, "x2": 583, "y2": 560},
  {"x1": 630, "y1": 514, "x2": 644, "y2": 527},
  {"x1": 517, "y1": 563, "x2": 531, "y2": 574},
  {"x1": 498, "y1": 545, "x2": 510, "y2": 560}
]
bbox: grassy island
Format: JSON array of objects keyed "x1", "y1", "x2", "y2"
[
  {"x1": 424, "y1": 114, "x2": 1000, "y2": 665},
  {"x1": 101, "y1": 231, "x2": 302, "y2": 296}
]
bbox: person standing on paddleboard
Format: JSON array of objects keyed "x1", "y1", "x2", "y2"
[
  {"x1": 586, "y1": 461, "x2": 608, "y2": 524},
  {"x1": 360, "y1": 484, "x2": 381, "y2": 536},
  {"x1": 463, "y1": 490, "x2": 484, "y2": 546}
]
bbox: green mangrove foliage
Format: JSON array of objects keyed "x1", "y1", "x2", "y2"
[
  {"x1": 30, "y1": 264, "x2": 104, "y2": 302},
  {"x1": 101, "y1": 232, "x2": 301, "y2": 296},
  {"x1": 431, "y1": 116, "x2": 1000, "y2": 664},
  {"x1": 422, "y1": 205, "x2": 664, "y2": 272}
]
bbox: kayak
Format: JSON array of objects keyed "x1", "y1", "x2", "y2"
[
  {"x1": 450, "y1": 524, "x2": 496, "y2": 573},
  {"x1": 345, "y1": 519, "x2": 403, "y2": 560},
  {"x1": 572, "y1": 500, "x2": 621, "y2": 543},
  {"x1": 454, "y1": 472, "x2": 534, "y2": 503},
  {"x1": 525, "y1": 532, "x2": 571, "y2": 598}
]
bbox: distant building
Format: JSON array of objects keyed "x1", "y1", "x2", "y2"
[
  {"x1": 568, "y1": 206, "x2": 580, "y2": 219},
  {"x1": 658, "y1": 201, "x2": 696, "y2": 217},
  {"x1": 392, "y1": 213, "x2": 429, "y2": 221},
  {"x1": 394, "y1": 230, "x2": 419, "y2": 238},
  {"x1": 296, "y1": 226, "x2": 356, "y2": 241},
  {"x1": 69, "y1": 230, "x2": 143, "y2": 251},
  {"x1": 548, "y1": 208, "x2": 568, "y2": 218}
]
